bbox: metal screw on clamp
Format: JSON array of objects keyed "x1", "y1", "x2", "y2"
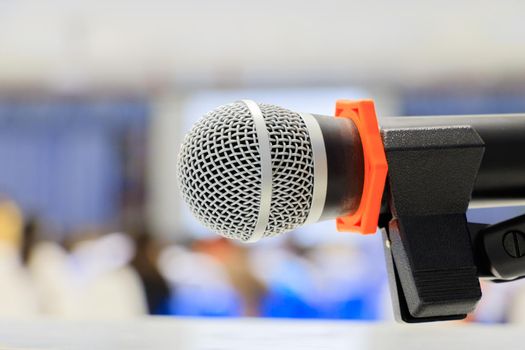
[{"x1": 503, "y1": 231, "x2": 525, "y2": 258}]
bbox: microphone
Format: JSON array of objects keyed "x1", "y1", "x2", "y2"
[{"x1": 177, "y1": 100, "x2": 525, "y2": 242}]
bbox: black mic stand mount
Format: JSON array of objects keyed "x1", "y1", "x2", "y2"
[{"x1": 378, "y1": 121, "x2": 525, "y2": 323}]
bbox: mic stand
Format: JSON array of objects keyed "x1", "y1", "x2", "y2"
[{"x1": 377, "y1": 123, "x2": 525, "y2": 323}]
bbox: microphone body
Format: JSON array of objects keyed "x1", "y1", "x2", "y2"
[
  {"x1": 314, "y1": 113, "x2": 525, "y2": 219},
  {"x1": 311, "y1": 114, "x2": 363, "y2": 221},
  {"x1": 177, "y1": 100, "x2": 525, "y2": 242}
]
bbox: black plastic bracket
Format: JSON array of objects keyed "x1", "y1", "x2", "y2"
[{"x1": 380, "y1": 125, "x2": 485, "y2": 322}]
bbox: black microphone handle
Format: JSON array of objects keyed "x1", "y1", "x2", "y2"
[
  {"x1": 313, "y1": 113, "x2": 525, "y2": 221},
  {"x1": 379, "y1": 114, "x2": 525, "y2": 208},
  {"x1": 313, "y1": 114, "x2": 364, "y2": 221}
]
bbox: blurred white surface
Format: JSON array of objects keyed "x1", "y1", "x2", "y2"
[{"x1": 0, "y1": 317, "x2": 521, "y2": 350}]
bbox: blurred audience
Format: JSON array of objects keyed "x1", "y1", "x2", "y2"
[
  {"x1": 193, "y1": 238, "x2": 266, "y2": 317},
  {"x1": 158, "y1": 243, "x2": 242, "y2": 317},
  {"x1": 131, "y1": 230, "x2": 171, "y2": 315},
  {"x1": 29, "y1": 229, "x2": 147, "y2": 318},
  {"x1": 0, "y1": 198, "x2": 39, "y2": 318},
  {"x1": 0, "y1": 194, "x2": 524, "y2": 323}
]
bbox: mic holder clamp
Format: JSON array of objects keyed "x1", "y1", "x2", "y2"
[{"x1": 379, "y1": 125, "x2": 486, "y2": 323}]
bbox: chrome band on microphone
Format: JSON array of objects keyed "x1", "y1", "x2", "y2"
[
  {"x1": 241, "y1": 100, "x2": 272, "y2": 242},
  {"x1": 299, "y1": 113, "x2": 327, "y2": 225}
]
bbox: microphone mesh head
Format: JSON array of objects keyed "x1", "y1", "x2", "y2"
[{"x1": 177, "y1": 102, "x2": 315, "y2": 241}]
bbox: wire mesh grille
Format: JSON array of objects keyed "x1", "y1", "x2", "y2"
[
  {"x1": 177, "y1": 102, "x2": 314, "y2": 241},
  {"x1": 259, "y1": 103, "x2": 314, "y2": 238}
]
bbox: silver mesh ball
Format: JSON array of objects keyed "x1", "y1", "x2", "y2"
[{"x1": 177, "y1": 102, "x2": 315, "y2": 241}]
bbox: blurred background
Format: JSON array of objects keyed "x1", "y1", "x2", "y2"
[{"x1": 0, "y1": 0, "x2": 524, "y2": 323}]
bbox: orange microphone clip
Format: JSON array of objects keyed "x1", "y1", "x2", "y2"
[{"x1": 334, "y1": 100, "x2": 388, "y2": 234}]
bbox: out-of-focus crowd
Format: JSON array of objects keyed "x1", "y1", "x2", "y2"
[
  {"x1": 0, "y1": 195, "x2": 391, "y2": 320},
  {"x1": 1, "y1": 195, "x2": 525, "y2": 323}
]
